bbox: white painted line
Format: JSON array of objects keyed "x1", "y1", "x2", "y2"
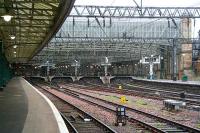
[{"x1": 23, "y1": 78, "x2": 69, "y2": 133}]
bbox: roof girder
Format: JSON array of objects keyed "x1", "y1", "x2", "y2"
[{"x1": 0, "y1": 0, "x2": 75, "y2": 63}]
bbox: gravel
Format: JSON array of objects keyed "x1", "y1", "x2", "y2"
[
  {"x1": 38, "y1": 84, "x2": 140, "y2": 133},
  {"x1": 59, "y1": 83, "x2": 200, "y2": 129}
]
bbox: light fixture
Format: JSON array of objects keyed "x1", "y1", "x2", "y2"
[
  {"x1": 10, "y1": 35, "x2": 15, "y2": 40},
  {"x1": 1, "y1": 15, "x2": 13, "y2": 22},
  {"x1": 13, "y1": 45, "x2": 17, "y2": 48},
  {"x1": 14, "y1": 51, "x2": 16, "y2": 54}
]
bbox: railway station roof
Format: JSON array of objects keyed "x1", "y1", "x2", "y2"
[
  {"x1": 0, "y1": 0, "x2": 75, "y2": 63},
  {"x1": 31, "y1": 13, "x2": 182, "y2": 64},
  {"x1": 30, "y1": 1, "x2": 200, "y2": 65}
]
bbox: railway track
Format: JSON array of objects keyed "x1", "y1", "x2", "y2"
[
  {"x1": 75, "y1": 81, "x2": 200, "y2": 106},
  {"x1": 33, "y1": 83, "x2": 117, "y2": 133},
  {"x1": 121, "y1": 82, "x2": 200, "y2": 99},
  {"x1": 116, "y1": 79, "x2": 200, "y2": 96},
  {"x1": 29, "y1": 77, "x2": 200, "y2": 104},
  {"x1": 42, "y1": 82, "x2": 200, "y2": 133},
  {"x1": 76, "y1": 77, "x2": 200, "y2": 101},
  {"x1": 35, "y1": 83, "x2": 156, "y2": 133},
  {"x1": 119, "y1": 82, "x2": 200, "y2": 106}
]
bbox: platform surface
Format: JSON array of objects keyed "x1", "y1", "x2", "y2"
[
  {"x1": 132, "y1": 76, "x2": 200, "y2": 86},
  {"x1": 0, "y1": 77, "x2": 63, "y2": 133}
]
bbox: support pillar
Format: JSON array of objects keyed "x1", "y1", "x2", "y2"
[
  {"x1": 72, "y1": 60, "x2": 80, "y2": 81},
  {"x1": 101, "y1": 57, "x2": 111, "y2": 84},
  {"x1": 141, "y1": 55, "x2": 160, "y2": 80},
  {"x1": 172, "y1": 39, "x2": 177, "y2": 81},
  {"x1": 101, "y1": 57, "x2": 111, "y2": 76},
  {"x1": 75, "y1": 66, "x2": 78, "y2": 78},
  {"x1": 149, "y1": 62, "x2": 154, "y2": 80},
  {"x1": 160, "y1": 46, "x2": 165, "y2": 79},
  {"x1": 46, "y1": 61, "x2": 50, "y2": 82},
  {"x1": 104, "y1": 65, "x2": 108, "y2": 76}
]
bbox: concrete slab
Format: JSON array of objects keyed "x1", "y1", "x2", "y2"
[{"x1": 0, "y1": 77, "x2": 68, "y2": 133}]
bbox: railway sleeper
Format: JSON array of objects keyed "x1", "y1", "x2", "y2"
[
  {"x1": 130, "y1": 123, "x2": 151, "y2": 131},
  {"x1": 64, "y1": 115, "x2": 76, "y2": 122},
  {"x1": 74, "y1": 123, "x2": 99, "y2": 127},
  {"x1": 64, "y1": 90, "x2": 80, "y2": 97},
  {"x1": 160, "y1": 128, "x2": 188, "y2": 132},
  {"x1": 77, "y1": 114, "x2": 92, "y2": 122},
  {"x1": 147, "y1": 122, "x2": 168, "y2": 128},
  {"x1": 73, "y1": 123, "x2": 104, "y2": 131},
  {"x1": 60, "y1": 108, "x2": 75, "y2": 113},
  {"x1": 69, "y1": 115, "x2": 76, "y2": 121}
]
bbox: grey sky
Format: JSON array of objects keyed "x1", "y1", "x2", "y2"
[{"x1": 74, "y1": 0, "x2": 200, "y2": 7}]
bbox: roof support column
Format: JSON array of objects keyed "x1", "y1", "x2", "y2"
[
  {"x1": 172, "y1": 39, "x2": 177, "y2": 81},
  {"x1": 160, "y1": 46, "x2": 165, "y2": 79}
]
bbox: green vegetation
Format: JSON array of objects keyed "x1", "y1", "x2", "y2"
[
  {"x1": 154, "y1": 123, "x2": 166, "y2": 128},
  {"x1": 136, "y1": 99, "x2": 148, "y2": 105},
  {"x1": 103, "y1": 95, "x2": 119, "y2": 102},
  {"x1": 196, "y1": 123, "x2": 200, "y2": 129},
  {"x1": 100, "y1": 93, "x2": 157, "y2": 110}
]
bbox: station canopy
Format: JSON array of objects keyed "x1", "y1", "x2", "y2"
[
  {"x1": 0, "y1": 0, "x2": 75, "y2": 63},
  {"x1": 31, "y1": 13, "x2": 183, "y2": 65}
]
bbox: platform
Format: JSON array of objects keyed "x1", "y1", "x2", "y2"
[
  {"x1": 132, "y1": 76, "x2": 200, "y2": 86},
  {"x1": 0, "y1": 77, "x2": 68, "y2": 133}
]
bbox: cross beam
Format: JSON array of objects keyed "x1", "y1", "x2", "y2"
[
  {"x1": 52, "y1": 37, "x2": 199, "y2": 45},
  {"x1": 71, "y1": 5, "x2": 200, "y2": 18}
]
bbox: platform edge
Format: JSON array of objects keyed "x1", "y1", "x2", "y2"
[{"x1": 23, "y1": 78, "x2": 69, "y2": 133}]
